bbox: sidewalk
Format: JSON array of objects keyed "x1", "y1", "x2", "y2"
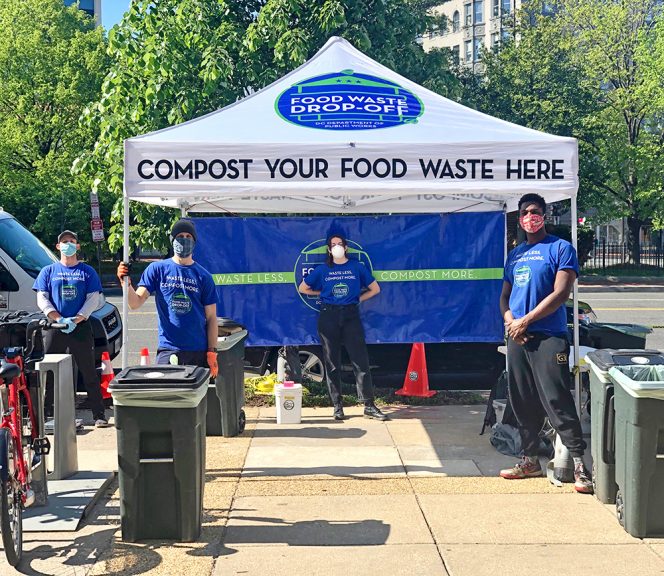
[
  {"x1": 579, "y1": 275, "x2": 664, "y2": 292},
  {"x1": 3, "y1": 405, "x2": 664, "y2": 575}
]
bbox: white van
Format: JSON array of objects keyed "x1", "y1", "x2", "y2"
[{"x1": 0, "y1": 209, "x2": 122, "y2": 360}]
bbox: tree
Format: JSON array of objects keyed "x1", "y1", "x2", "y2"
[
  {"x1": 0, "y1": 0, "x2": 108, "y2": 252},
  {"x1": 77, "y1": 0, "x2": 459, "y2": 253}
]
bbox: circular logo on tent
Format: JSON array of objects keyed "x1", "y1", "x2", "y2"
[
  {"x1": 514, "y1": 265, "x2": 531, "y2": 288},
  {"x1": 294, "y1": 238, "x2": 374, "y2": 311},
  {"x1": 275, "y1": 69, "x2": 424, "y2": 131}
]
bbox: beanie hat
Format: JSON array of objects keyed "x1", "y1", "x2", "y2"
[{"x1": 170, "y1": 219, "x2": 197, "y2": 242}]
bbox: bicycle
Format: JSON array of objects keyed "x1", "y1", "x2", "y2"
[{"x1": 0, "y1": 315, "x2": 61, "y2": 566}]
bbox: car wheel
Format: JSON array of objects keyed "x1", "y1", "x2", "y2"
[{"x1": 299, "y1": 349, "x2": 325, "y2": 383}]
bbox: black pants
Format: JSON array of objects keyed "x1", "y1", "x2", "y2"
[
  {"x1": 318, "y1": 304, "x2": 374, "y2": 407},
  {"x1": 156, "y1": 349, "x2": 207, "y2": 368},
  {"x1": 43, "y1": 321, "x2": 105, "y2": 420},
  {"x1": 507, "y1": 334, "x2": 586, "y2": 457},
  {"x1": 279, "y1": 346, "x2": 302, "y2": 383}
]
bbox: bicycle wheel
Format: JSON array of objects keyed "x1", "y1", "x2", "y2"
[{"x1": 0, "y1": 428, "x2": 23, "y2": 566}]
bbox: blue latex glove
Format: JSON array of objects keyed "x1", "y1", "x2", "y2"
[{"x1": 61, "y1": 317, "x2": 77, "y2": 334}]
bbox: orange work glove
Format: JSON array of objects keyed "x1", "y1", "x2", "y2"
[
  {"x1": 117, "y1": 261, "x2": 131, "y2": 285},
  {"x1": 207, "y1": 351, "x2": 219, "y2": 379}
]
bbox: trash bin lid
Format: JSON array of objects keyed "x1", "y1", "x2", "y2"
[
  {"x1": 217, "y1": 329, "x2": 248, "y2": 351},
  {"x1": 217, "y1": 317, "x2": 246, "y2": 336},
  {"x1": 586, "y1": 349, "x2": 664, "y2": 371},
  {"x1": 109, "y1": 365, "x2": 209, "y2": 390},
  {"x1": 588, "y1": 323, "x2": 653, "y2": 337},
  {"x1": 608, "y1": 365, "x2": 664, "y2": 399}
]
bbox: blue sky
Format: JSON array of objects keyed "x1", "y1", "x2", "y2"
[{"x1": 102, "y1": 1, "x2": 131, "y2": 30}]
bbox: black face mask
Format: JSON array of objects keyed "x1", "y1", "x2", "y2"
[{"x1": 173, "y1": 237, "x2": 195, "y2": 257}]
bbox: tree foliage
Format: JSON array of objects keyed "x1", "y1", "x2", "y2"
[
  {"x1": 0, "y1": 0, "x2": 108, "y2": 252},
  {"x1": 77, "y1": 0, "x2": 459, "y2": 253}
]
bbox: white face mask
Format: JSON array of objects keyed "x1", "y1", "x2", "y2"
[{"x1": 330, "y1": 245, "x2": 346, "y2": 259}]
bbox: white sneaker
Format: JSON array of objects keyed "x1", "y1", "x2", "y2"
[{"x1": 94, "y1": 418, "x2": 109, "y2": 428}]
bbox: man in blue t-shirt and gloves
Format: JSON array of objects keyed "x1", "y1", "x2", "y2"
[
  {"x1": 34, "y1": 230, "x2": 108, "y2": 427},
  {"x1": 117, "y1": 219, "x2": 218, "y2": 378},
  {"x1": 499, "y1": 193, "x2": 592, "y2": 493}
]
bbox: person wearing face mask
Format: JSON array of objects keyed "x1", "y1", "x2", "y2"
[
  {"x1": 298, "y1": 235, "x2": 387, "y2": 421},
  {"x1": 116, "y1": 219, "x2": 218, "y2": 378},
  {"x1": 33, "y1": 230, "x2": 108, "y2": 427},
  {"x1": 498, "y1": 193, "x2": 593, "y2": 494}
]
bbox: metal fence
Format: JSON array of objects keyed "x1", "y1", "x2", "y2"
[{"x1": 583, "y1": 240, "x2": 664, "y2": 273}]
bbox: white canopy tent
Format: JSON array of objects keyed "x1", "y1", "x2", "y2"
[{"x1": 122, "y1": 36, "x2": 582, "y2": 408}]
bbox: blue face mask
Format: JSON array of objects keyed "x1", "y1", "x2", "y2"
[
  {"x1": 59, "y1": 242, "x2": 77, "y2": 257},
  {"x1": 173, "y1": 237, "x2": 195, "y2": 258}
]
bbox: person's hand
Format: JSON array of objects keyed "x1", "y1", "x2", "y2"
[
  {"x1": 207, "y1": 351, "x2": 218, "y2": 379},
  {"x1": 117, "y1": 261, "x2": 131, "y2": 284},
  {"x1": 60, "y1": 318, "x2": 77, "y2": 334},
  {"x1": 508, "y1": 316, "x2": 530, "y2": 340},
  {"x1": 512, "y1": 333, "x2": 531, "y2": 346}
]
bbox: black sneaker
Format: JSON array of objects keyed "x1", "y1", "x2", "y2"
[
  {"x1": 364, "y1": 405, "x2": 389, "y2": 421},
  {"x1": 333, "y1": 407, "x2": 345, "y2": 421}
]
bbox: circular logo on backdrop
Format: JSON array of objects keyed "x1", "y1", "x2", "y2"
[
  {"x1": 170, "y1": 292, "x2": 192, "y2": 315},
  {"x1": 294, "y1": 239, "x2": 374, "y2": 311},
  {"x1": 275, "y1": 70, "x2": 424, "y2": 131},
  {"x1": 514, "y1": 265, "x2": 532, "y2": 288}
]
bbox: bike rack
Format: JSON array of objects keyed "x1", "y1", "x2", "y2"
[{"x1": 37, "y1": 354, "x2": 78, "y2": 481}]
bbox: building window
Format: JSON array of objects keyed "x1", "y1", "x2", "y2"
[
  {"x1": 474, "y1": 37, "x2": 483, "y2": 61},
  {"x1": 491, "y1": 32, "x2": 500, "y2": 49},
  {"x1": 464, "y1": 40, "x2": 473, "y2": 62},
  {"x1": 452, "y1": 45, "x2": 460, "y2": 65},
  {"x1": 502, "y1": 0, "x2": 511, "y2": 15},
  {"x1": 474, "y1": 0, "x2": 484, "y2": 23},
  {"x1": 501, "y1": 29, "x2": 511, "y2": 43},
  {"x1": 453, "y1": 11, "x2": 460, "y2": 32},
  {"x1": 492, "y1": 0, "x2": 500, "y2": 17},
  {"x1": 464, "y1": 3, "x2": 472, "y2": 26}
]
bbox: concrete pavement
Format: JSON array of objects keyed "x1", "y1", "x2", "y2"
[{"x1": 3, "y1": 404, "x2": 664, "y2": 576}]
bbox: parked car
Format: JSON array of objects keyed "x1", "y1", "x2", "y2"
[
  {"x1": 0, "y1": 210, "x2": 122, "y2": 362},
  {"x1": 243, "y1": 298, "x2": 650, "y2": 390}
]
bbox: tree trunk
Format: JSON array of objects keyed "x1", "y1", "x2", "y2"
[{"x1": 627, "y1": 216, "x2": 643, "y2": 266}]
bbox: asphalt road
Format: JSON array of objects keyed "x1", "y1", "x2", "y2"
[{"x1": 108, "y1": 289, "x2": 664, "y2": 369}]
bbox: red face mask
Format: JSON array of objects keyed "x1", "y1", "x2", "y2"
[{"x1": 519, "y1": 213, "x2": 545, "y2": 234}]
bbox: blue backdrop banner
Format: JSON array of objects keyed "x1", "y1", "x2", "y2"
[{"x1": 193, "y1": 213, "x2": 505, "y2": 346}]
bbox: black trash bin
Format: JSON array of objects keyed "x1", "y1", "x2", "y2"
[
  {"x1": 585, "y1": 350, "x2": 664, "y2": 504},
  {"x1": 109, "y1": 365, "x2": 209, "y2": 542},
  {"x1": 207, "y1": 328, "x2": 248, "y2": 437},
  {"x1": 585, "y1": 323, "x2": 652, "y2": 350},
  {"x1": 609, "y1": 364, "x2": 664, "y2": 537}
]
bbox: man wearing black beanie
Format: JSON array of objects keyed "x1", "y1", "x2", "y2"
[{"x1": 117, "y1": 219, "x2": 218, "y2": 377}]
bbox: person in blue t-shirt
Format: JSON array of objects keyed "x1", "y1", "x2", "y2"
[
  {"x1": 33, "y1": 230, "x2": 108, "y2": 427},
  {"x1": 498, "y1": 193, "x2": 592, "y2": 494},
  {"x1": 116, "y1": 219, "x2": 218, "y2": 378},
  {"x1": 298, "y1": 234, "x2": 387, "y2": 421}
]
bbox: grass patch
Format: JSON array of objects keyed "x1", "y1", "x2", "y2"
[{"x1": 245, "y1": 374, "x2": 486, "y2": 408}]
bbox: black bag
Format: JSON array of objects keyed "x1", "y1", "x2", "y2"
[{"x1": 0, "y1": 310, "x2": 46, "y2": 361}]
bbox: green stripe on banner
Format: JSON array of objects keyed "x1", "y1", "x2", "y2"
[{"x1": 212, "y1": 268, "x2": 503, "y2": 285}]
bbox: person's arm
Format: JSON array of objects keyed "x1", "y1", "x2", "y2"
[
  {"x1": 205, "y1": 303, "x2": 217, "y2": 351},
  {"x1": 36, "y1": 291, "x2": 62, "y2": 321},
  {"x1": 499, "y1": 281, "x2": 514, "y2": 325},
  {"x1": 359, "y1": 280, "x2": 380, "y2": 302},
  {"x1": 298, "y1": 280, "x2": 320, "y2": 296},
  {"x1": 74, "y1": 291, "x2": 101, "y2": 323},
  {"x1": 117, "y1": 262, "x2": 150, "y2": 309},
  {"x1": 508, "y1": 269, "x2": 576, "y2": 339}
]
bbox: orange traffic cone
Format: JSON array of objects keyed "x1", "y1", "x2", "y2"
[
  {"x1": 140, "y1": 347, "x2": 150, "y2": 366},
  {"x1": 395, "y1": 343, "x2": 436, "y2": 397},
  {"x1": 100, "y1": 351, "x2": 113, "y2": 399}
]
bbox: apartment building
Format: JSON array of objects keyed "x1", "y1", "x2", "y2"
[
  {"x1": 423, "y1": 0, "x2": 520, "y2": 67},
  {"x1": 64, "y1": 0, "x2": 101, "y2": 26}
]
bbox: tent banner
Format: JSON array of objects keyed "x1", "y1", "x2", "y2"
[{"x1": 193, "y1": 213, "x2": 505, "y2": 346}]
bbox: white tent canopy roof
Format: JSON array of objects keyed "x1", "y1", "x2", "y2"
[{"x1": 124, "y1": 36, "x2": 578, "y2": 213}]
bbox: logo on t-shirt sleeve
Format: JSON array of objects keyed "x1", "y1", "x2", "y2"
[
  {"x1": 514, "y1": 265, "x2": 532, "y2": 287},
  {"x1": 332, "y1": 283, "x2": 349, "y2": 299}
]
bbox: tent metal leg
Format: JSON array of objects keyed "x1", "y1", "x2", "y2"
[
  {"x1": 122, "y1": 194, "x2": 130, "y2": 369},
  {"x1": 571, "y1": 196, "x2": 581, "y2": 416}
]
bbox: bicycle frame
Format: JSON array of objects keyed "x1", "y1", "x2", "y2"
[{"x1": 0, "y1": 353, "x2": 38, "y2": 504}]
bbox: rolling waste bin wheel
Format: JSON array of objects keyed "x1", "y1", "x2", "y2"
[
  {"x1": 616, "y1": 490, "x2": 625, "y2": 527},
  {"x1": 238, "y1": 409, "x2": 246, "y2": 434}
]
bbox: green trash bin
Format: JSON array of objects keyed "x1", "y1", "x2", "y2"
[
  {"x1": 206, "y1": 329, "x2": 248, "y2": 437},
  {"x1": 608, "y1": 364, "x2": 664, "y2": 537},
  {"x1": 109, "y1": 365, "x2": 209, "y2": 542},
  {"x1": 586, "y1": 350, "x2": 664, "y2": 504}
]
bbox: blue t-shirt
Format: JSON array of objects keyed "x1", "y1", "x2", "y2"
[
  {"x1": 504, "y1": 235, "x2": 578, "y2": 336},
  {"x1": 33, "y1": 262, "x2": 102, "y2": 318},
  {"x1": 138, "y1": 259, "x2": 217, "y2": 351},
  {"x1": 304, "y1": 259, "x2": 375, "y2": 305}
]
